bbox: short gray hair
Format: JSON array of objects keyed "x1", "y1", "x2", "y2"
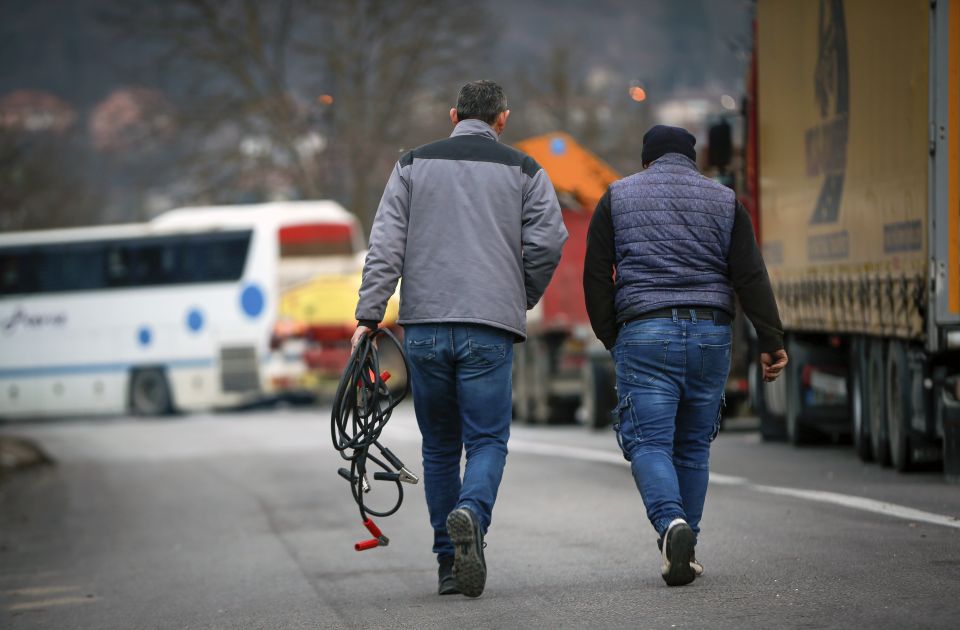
[{"x1": 455, "y1": 80, "x2": 507, "y2": 125}]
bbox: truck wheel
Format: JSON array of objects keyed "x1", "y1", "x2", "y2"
[
  {"x1": 129, "y1": 368, "x2": 173, "y2": 416},
  {"x1": 886, "y1": 340, "x2": 912, "y2": 471},
  {"x1": 850, "y1": 336, "x2": 873, "y2": 462},
  {"x1": 581, "y1": 353, "x2": 616, "y2": 429},
  {"x1": 784, "y1": 336, "x2": 818, "y2": 445},
  {"x1": 867, "y1": 338, "x2": 891, "y2": 466}
]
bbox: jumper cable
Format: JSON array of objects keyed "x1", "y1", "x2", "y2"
[{"x1": 331, "y1": 327, "x2": 418, "y2": 550}]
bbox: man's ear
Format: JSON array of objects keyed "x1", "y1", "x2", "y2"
[
  {"x1": 449, "y1": 108, "x2": 459, "y2": 125},
  {"x1": 494, "y1": 110, "x2": 510, "y2": 134}
]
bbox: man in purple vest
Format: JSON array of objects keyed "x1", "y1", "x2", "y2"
[{"x1": 583, "y1": 125, "x2": 788, "y2": 586}]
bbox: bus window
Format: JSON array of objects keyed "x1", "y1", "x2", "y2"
[
  {"x1": 0, "y1": 251, "x2": 31, "y2": 295},
  {"x1": 278, "y1": 224, "x2": 354, "y2": 258},
  {"x1": 0, "y1": 230, "x2": 252, "y2": 295},
  {"x1": 105, "y1": 244, "x2": 132, "y2": 287},
  {"x1": 181, "y1": 231, "x2": 251, "y2": 283},
  {"x1": 37, "y1": 244, "x2": 105, "y2": 292}
]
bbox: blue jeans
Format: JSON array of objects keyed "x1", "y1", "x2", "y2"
[
  {"x1": 403, "y1": 323, "x2": 514, "y2": 560},
  {"x1": 611, "y1": 311, "x2": 731, "y2": 540}
]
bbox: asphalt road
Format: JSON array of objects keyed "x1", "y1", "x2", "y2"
[{"x1": 1, "y1": 405, "x2": 959, "y2": 629}]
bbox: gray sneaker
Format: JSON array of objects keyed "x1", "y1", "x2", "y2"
[
  {"x1": 660, "y1": 518, "x2": 696, "y2": 586},
  {"x1": 446, "y1": 507, "x2": 486, "y2": 598},
  {"x1": 438, "y1": 556, "x2": 460, "y2": 595}
]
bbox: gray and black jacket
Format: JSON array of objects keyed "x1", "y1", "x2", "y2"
[{"x1": 356, "y1": 119, "x2": 568, "y2": 339}]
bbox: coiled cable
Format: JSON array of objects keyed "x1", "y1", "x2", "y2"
[{"x1": 331, "y1": 327, "x2": 417, "y2": 548}]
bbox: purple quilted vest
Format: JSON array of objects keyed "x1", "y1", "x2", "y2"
[{"x1": 609, "y1": 153, "x2": 736, "y2": 322}]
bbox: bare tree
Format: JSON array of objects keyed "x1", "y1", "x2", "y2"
[
  {"x1": 102, "y1": 0, "x2": 496, "y2": 223},
  {"x1": 102, "y1": 0, "x2": 322, "y2": 206},
  {"x1": 308, "y1": 0, "x2": 495, "y2": 223},
  {"x1": 0, "y1": 128, "x2": 102, "y2": 231},
  {"x1": 510, "y1": 43, "x2": 614, "y2": 159}
]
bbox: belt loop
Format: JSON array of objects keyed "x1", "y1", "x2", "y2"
[
  {"x1": 671, "y1": 308, "x2": 679, "y2": 323},
  {"x1": 689, "y1": 308, "x2": 698, "y2": 324}
]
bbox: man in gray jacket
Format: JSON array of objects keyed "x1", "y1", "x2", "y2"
[{"x1": 353, "y1": 80, "x2": 567, "y2": 598}]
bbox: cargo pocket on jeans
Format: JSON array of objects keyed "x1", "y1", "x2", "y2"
[
  {"x1": 611, "y1": 394, "x2": 640, "y2": 461},
  {"x1": 710, "y1": 393, "x2": 726, "y2": 442}
]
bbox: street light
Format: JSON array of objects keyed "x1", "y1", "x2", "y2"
[{"x1": 629, "y1": 86, "x2": 647, "y2": 102}]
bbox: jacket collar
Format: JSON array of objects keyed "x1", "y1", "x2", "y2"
[
  {"x1": 451, "y1": 119, "x2": 499, "y2": 142},
  {"x1": 648, "y1": 152, "x2": 699, "y2": 172}
]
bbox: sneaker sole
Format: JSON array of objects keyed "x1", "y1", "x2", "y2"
[
  {"x1": 662, "y1": 525, "x2": 696, "y2": 587},
  {"x1": 446, "y1": 510, "x2": 486, "y2": 598}
]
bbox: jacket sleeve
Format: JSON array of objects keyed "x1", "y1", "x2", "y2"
[
  {"x1": 728, "y1": 202, "x2": 784, "y2": 353},
  {"x1": 521, "y1": 166, "x2": 568, "y2": 309},
  {"x1": 583, "y1": 189, "x2": 618, "y2": 349},
  {"x1": 355, "y1": 160, "x2": 411, "y2": 324}
]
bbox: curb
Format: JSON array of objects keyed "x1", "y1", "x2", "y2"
[{"x1": 0, "y1": 436, "x2": 54, "y2": 475}]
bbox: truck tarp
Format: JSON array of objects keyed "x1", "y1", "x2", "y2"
[{"x1": 758, "y1": 0, "x2": 929, "y2": 339}]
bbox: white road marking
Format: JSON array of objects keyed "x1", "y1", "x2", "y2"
[
  {"x1": 5, "y1": 585, "x2": 80, "y2": 597},
  {"x1": 747, "y1": 484, "x2": 960, "y2": 530},
  {"x1": 390, "y1": 426, "x2": 960, "y2": 531},
  {"x1": 7, "y1": 596, "x2": 97, "y2": 612}
]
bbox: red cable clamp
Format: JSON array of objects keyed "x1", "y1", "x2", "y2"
[
  {"x1": 355, "y1": 518, "x2": 390, "y2": 551},
  {"x1": 357, "y1": 370, "x2": 391, "y2": 388}
]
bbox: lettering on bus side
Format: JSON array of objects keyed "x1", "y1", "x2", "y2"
[{"x1": 2, "y1": 306, "x2": 68, "y2": 335}]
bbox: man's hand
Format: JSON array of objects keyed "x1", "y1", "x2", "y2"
[
  {"x1": 351, "y1": 325, "x2": 373, "y2": 351},
  {"x1": 760, "y1": 349, "x2": 788, "y2": 382}
]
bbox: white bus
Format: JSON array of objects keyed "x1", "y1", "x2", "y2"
[{"x1": 0, "y1": 201, "x2": 365, "y2": 419}]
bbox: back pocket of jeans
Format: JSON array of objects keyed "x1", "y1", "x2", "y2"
[
  {"x1": 617, "y1": 340, "x2": 669, "y2": 386},
  {"x1": 699, "y1": 342, "x2": 731, "y2": 383},
  {"x1": 465, "y1": 339, "x2": 506, "y2": 366},
  {"x1": 406, "y1": 332, "x2": 436, "y2": 364}
]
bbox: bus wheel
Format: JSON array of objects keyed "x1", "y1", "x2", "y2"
[
  {"x1": 867, "y1": 338, "x2": 890, "y2": 466},
  {"x1": 850, "y1": 336, "x2": 873, "y2": 462},
  {"x1": 886, "y1": 340, "x2": 912, "y2": 472},
  {"x1": 130, "y1": 368, "x2": 172, "y2": 416}
]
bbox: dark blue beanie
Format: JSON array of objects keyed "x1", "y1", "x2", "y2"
[{"x1": 641, "y1": 125, "x2": 697, "y2": 164}]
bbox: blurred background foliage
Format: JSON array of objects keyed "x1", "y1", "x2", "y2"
[{"x1": 0, "y1": 0, "x2": 751, "y2": 232}]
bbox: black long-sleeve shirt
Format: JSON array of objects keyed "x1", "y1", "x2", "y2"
[{"x1": 583, "y1": 189, "x2": 784, "y2": 353}]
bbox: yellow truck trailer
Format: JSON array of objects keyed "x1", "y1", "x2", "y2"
[{"x1": 749, "y1": 0, "x2": 960, "y2": 477}]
